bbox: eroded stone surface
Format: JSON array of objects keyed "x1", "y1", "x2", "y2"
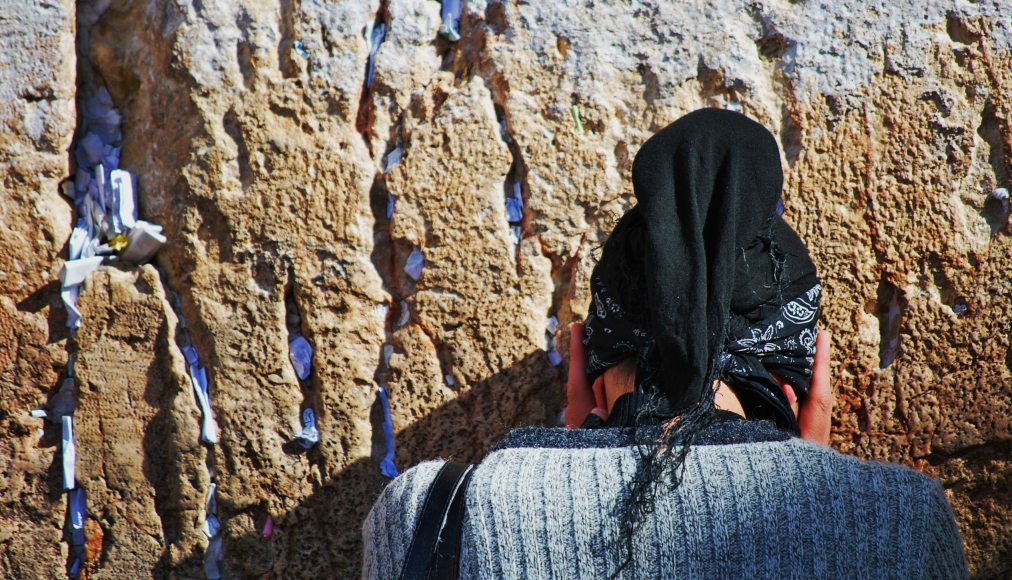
[
  {"x1": 0, "y1": 0, "x2": 76, "y2": 576},
  {"x1": 74, "y1": 266, "x2": 206, "y2": 578},
  {"x1": 1, "y1": 0, "x2": 1010, "y2": 577}
]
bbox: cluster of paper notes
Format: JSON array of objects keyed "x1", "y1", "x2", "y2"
[
  {"x1": 288, "y1": 333, "x2": 320, "y2": 450},
  {"x1": 45, "y1": 86, "x2": 172, "y2": 578},
  {"x1": 60, "y1": 88, "x2": 166, "y2": 330},
  {"x1": 42, "y1": 11, "x2": 486, "y2": 573}
]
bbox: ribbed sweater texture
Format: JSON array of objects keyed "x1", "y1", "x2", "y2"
[{"x1": 362, "y1": 424, "x2": 966, "y2": 579}]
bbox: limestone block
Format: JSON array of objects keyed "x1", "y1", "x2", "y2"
[
  {"x1": 73, "y1": 266, "x2": 206, "y2": 578},
  {"x1": 0, "y1": 0, "x2": 76, "y2": 575}
]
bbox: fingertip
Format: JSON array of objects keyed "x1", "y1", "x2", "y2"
[
  {"x1": 817, "y1": 329, "x2": 831, "y2": 349},
  {"x1": 782, "y1": 382, "x2": 797, "y2": 405},
  {"x1": 570, "y1": 322, "x2": 585, "y2": 342},
  {"x1": 592, "y1": 375, "x2": 607, "y2": 408},
  {"x1": 814, "y1": 330, "x2": 831, "y2": 366}
]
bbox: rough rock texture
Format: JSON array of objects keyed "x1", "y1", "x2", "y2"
[
  {"x1": 1, "y1": 0, "x2": 1010, "y2": 578},
  {"x1": 73, "y1": 266, "x2": 207, "y2": 577},
  {"x1": 0, "y1": 0, "x2": 77, "y2": 577}
]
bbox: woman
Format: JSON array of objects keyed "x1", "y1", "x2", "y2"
[{"x1": 362, "y1": 109, "x2": 966, "y2": 578}]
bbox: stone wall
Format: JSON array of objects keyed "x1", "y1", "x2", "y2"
[{"x1": 1, "y1": 0, "x2": 1009, "y2": 577}]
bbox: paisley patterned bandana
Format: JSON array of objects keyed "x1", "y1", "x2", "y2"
[
  {"x1": 582, "y1": 272, "x2": 649, "y2": 380},
  {"x1": 716, "y1": 284, "x2": 821, "y2": 432},
  {"x1": 584, "y1": 276, "x2": 821, "y2": 433},
  {"x1": 719, "y1": 283, "x2": 820, "y2": 392}
]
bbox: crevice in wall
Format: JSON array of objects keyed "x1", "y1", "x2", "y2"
[
  {"x1": 277, "y1": 0, "x2": 302, "y2": 79},
  {"x1": 223, "y1": 107, "x2": 254, "y2": 190},
  {"x1": 495, "y1": 105, "x2": 527, "y2": 265},
  {"x1": 977, "y1": 100, "x2": 1009, "y2": 192},
  {"x1": 875, "y1": 276, "x2": 903, "y2": 369},
  {"x1": 145, "y1": 281, "x2": 207, "y2": 579},
  {"x1": 367, "y1": 173, "x2": 401, "y2": 385},
  {"x1": 354, "y1": 2, "x2": 389, "y2": 152},
  {"x1": 281, "y1": 268, "x2": 325, "y2": 470},
  {"x1": 157, "y1": 267, "x2": 219, "y2": 577}
]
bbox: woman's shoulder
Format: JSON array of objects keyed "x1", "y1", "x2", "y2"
[
  {"x1": 369, "y1": 459, "x2": 446, "y2": 518},
  {"x1": 770, "y1": 437, "x2": 943, "y2": 484},
  {"x1": 362, "y1": 459, "x2": 445, "y2": 579}
]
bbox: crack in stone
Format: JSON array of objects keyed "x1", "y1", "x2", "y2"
[
  {"x1": 156, "y1": 266, "x2": 218, "y2": 575},
  {"x1": 355, "y1": 1, "x2": 390, "y2": 152}
]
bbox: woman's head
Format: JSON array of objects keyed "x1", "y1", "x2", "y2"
[{"x1": 584, "y1": 108, "x2": 820, "y2": 433}]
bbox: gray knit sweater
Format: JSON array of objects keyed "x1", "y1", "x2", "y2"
[{"x1": 362, "y1": 420, "x2": 966, "y2": 579}]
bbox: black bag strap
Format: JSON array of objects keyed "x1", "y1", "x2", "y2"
[{"x1": 399, "y1": 461, "x2": 476, "y2": 580}]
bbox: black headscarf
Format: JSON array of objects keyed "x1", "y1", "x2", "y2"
[{"x1": 584, "y1": 108, "x2": 820, "y2": 433}]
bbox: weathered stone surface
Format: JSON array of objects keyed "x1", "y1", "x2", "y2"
[
  {"x1": 1, "y1": 0, "x2": 1010, "y2": 577},
  {"x1": 73, "y1": 266, "x2": 207, "y2": 578},
  {"x1": 0, "y1": 0, "x2": 76, "y2": 576},
  {"x1": 0, "y1": 1, "x2": 75, "y2": 303}
]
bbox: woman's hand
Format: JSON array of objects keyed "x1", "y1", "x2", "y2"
[
  {"x1": 798, "y1": 330, "x2": 833, "y2": 445},
  {"x1": 565, "y1": 323, "x2": 608, "y2": 428}
]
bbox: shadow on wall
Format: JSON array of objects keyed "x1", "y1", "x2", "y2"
[{"x1": 220, "y1": 349, "x2": 562, "y2": 579}]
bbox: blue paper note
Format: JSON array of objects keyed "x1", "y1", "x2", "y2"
[
  {"x1": 294, "y1": 408, "x2": 319, "y2": 449},
  {"x1": 203, "y1": 515, "x2": 221, "y2": 538},
  {"x1": 440, "y1": 0, "x2": 462, "y2": 41},
  {"x1": 183, "y1": 344, "x2": 218, "y2": 444},
  {"x1": 62, "y1": 416, "x2": 76, "y2": 490},
  {"x1": 66, "y1": 487, "x2": 87, "y2": 546},
  {"x1": 404, "y1": 247, "x2": 424, "y2": 280},
  {"x1": 386, "y1": 194, "x2": 396, "y2": 220},
  {"x1": 378, "y1": 387, "x2": 398, "y2": 478},
  {"x1": 204, "y1": 535, "x2": 223, "y2": 579},
  {"x1": 366, "y1": 23, "x2": 386, "y2": 88},
  {"x1": 506, "y1": 195, "x2": 524, "y2": 223},
  {"x1": 77, "y1": 133, "x2": 105, "y2": 166},
  {"x1": 289, "y1": 336, "x2": 313, "y2": 381}
]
